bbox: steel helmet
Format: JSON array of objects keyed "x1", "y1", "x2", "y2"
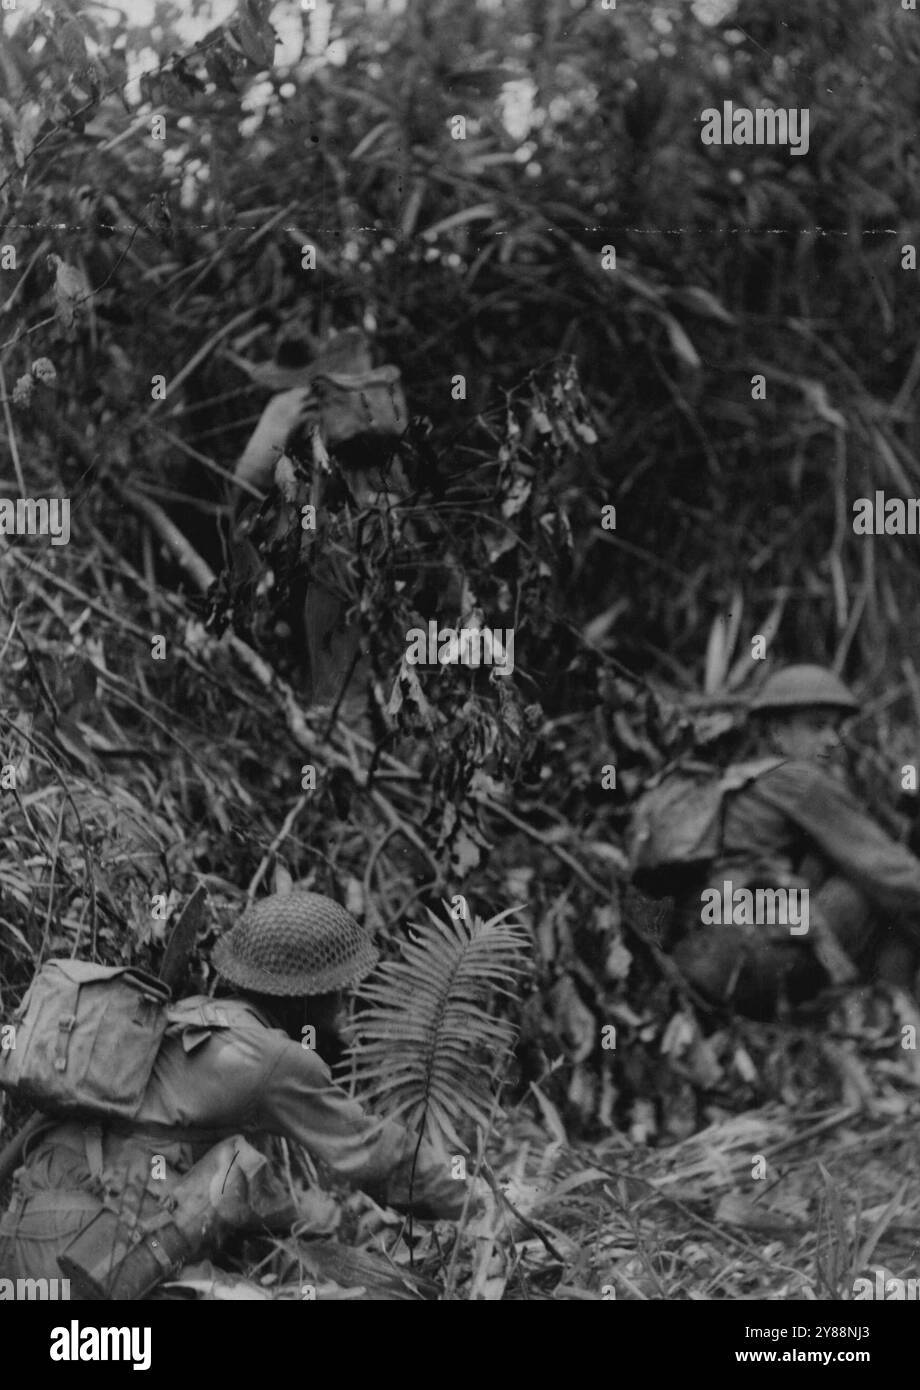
[
  {"x1": 749, "y1": 664, "x2": 859, "y2": 715},
  {"x1": 213, "y1": 891, "x2": 378, "y2": 996}
]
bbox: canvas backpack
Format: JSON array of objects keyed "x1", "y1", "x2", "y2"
[
  {"x1": 628, "y1": 757, "x2": 785, "y2": 875},
  {"x1": 0, "y1": 960, "x2": 171, "y2": 1122},
  {"x1": 313, "y1": 365, "x2": 407, "y2": 446}
]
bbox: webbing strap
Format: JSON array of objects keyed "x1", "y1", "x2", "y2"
[
  {"x1": 0, "y1": 1186, "x2": 26, "y2": 1238},
  {"x1": 144, "y1": 1233, "x2": 178, "y2": 1274},
  {"x1": 0, "y1": 1212, "x2": 19, "y2": 1238},
  {"x1": 84, "y1": 1125, "x2": 105, "y2": 1183},
  {"x1": 53, "y1": 1013, "x2": 77, "y2": 1072},
  {"x1": 0, "y1": 1186, "x2": 101, "y2": 1238}
]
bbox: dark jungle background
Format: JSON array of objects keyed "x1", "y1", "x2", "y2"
[{"x1": 2, "y1": 0, "x2": 920, "y2": 1299}]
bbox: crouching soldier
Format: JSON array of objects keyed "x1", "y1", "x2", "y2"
[
  {"x1": 0, "y1": 892, "x2": 485, "y2": 1298},
  {"x1": 632, "y1": 665, "x2": 920, "y2": 1018},
  {"x1": 231, "y1": 330, "x2": 411, "y2": 723}
]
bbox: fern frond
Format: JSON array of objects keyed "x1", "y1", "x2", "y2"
[{"x1": 340, "y1": 904, "x2": 531, "y2": 1153}]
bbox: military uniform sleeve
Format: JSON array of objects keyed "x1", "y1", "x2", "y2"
[
  {"x1": 253, "y1": 1038, "x2": 467, "y2": 1219},
  {"x1": 756, "y1": 763, "x2": 920, "y2": 922}
]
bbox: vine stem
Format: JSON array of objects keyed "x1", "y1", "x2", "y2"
[
  {"x1": 442, "y1": 1085, "x2": 504, "y2": 1301},
  {"x1": 0, "y1": 362, "x2": 25, "y2": 492}
]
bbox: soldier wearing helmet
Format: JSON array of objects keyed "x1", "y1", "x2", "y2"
[
  {"x1": 670, "y1": 664, "x2": 920, "y2": 1016},
  {"x1": 0, "y1": 891, "x2": 487, "y2": 1297},
  {"x1": 231, "y1": 331, "x2": 412, "y2": 727}
]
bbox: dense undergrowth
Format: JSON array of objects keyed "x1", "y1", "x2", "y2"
[{"x1": 3, "y1": 0, "x2": 920, "y2": 1297}]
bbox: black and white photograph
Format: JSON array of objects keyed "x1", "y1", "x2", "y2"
[{"x1": 0, "y1": 0, "x2": 918, "y2": 1357}]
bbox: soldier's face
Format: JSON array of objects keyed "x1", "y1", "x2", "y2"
[{"x1": 768, "y1": 709, "x2": 844, "y2": 763}]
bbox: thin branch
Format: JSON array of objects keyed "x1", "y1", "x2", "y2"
[
  {"x1": 247, "y1": 794, "x2": 311, "y2": 901},
  {"x1": 0, "y1": 362, "x2": 25, "y2": 493},
  {"x1": 117, "y1": 483, "x2": 216, "y2": 593}
]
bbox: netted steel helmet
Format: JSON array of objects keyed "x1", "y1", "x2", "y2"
[
  {"x1": 750, "y1": 664, "x2": 859, "y2": 715},
  {"x1": 213, "y1": 891, "x2": 378, "y2": 996}
]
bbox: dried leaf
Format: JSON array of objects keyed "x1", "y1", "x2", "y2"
[
  {"x1": 662, "y1": 313, "x2": 701, "y2": 371},
  {"x1": 604, "y1": 938, "x2": 632, "y2": 982}
]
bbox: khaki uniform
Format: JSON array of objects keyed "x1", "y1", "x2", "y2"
[
  {"x1": 0, "y1": 996, "x2": 464, "y2": 1284},
  {"x1": 672, "y1": 759, "x2": 920, "y2": 1012}
]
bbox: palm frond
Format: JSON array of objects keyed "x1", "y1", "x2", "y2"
[{"x1": 339, "y1": 904, "x2": 531, "y2": 1153}]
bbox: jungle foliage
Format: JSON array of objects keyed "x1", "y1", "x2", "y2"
[{"x1": 2, "y1": 0, "x2": 920, "y2": 1163}]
